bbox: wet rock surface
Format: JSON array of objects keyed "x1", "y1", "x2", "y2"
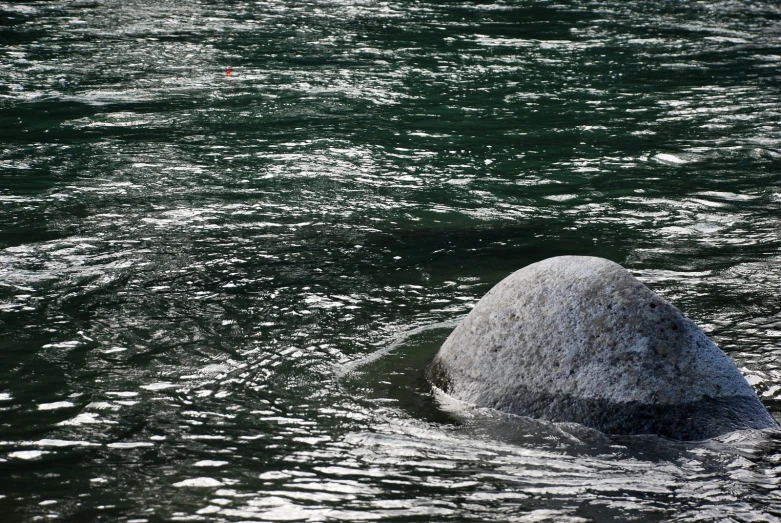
[{"x1": 428, "y1": 256, "x2": 777, "y2": 440}]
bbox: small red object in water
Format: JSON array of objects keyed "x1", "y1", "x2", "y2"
[{"x1": 226, "y1": 66, "x2": 232, "y2": 76}]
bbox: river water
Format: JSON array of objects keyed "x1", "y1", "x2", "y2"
[{"x1": 2, "y1": 0, "x2": 781, "y2": 521}]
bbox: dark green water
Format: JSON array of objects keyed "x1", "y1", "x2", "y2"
[{"x1": 2, "y1": 0, "x2": 781, "y2": 521}]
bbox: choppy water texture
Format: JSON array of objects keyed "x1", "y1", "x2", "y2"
[{"x1": 1, "y1": 0, "x2": 781, "y2": 521}]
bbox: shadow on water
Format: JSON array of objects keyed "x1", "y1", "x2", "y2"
[{"x1": 338, "y1": 322, "x2": 461, "y2": 426}]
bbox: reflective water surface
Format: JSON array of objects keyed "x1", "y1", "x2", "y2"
[{"x1": 1, "y1": 0, "x2": 781, "y2": 521}]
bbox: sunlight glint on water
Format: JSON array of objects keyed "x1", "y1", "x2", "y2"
[{"x1": 1, "y1": 0, "x2": 780, "y2": 521}]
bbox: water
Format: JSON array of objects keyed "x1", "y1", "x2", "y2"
[{"x1": 1, "y1": 0, "x2": 781, "y2": 520}]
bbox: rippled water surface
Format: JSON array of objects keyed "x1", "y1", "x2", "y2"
[{"x1": 2, "y1": 0, "x2": 781, "y2": 521}]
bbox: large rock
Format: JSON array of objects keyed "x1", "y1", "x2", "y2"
[{"x1": 427, "y1": 256, "x2": 777, "y2": 440}]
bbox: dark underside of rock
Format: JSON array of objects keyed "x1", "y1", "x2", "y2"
[
  {"x1": 429, "y1": 362, "x2": 772, "y2": 440},
  {"x1": 427, "y1": 256, "x2": 778, "y2": 440}
]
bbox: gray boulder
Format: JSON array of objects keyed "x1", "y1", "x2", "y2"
[{"x1": 427, "y1": 256, "x2": 777, "y2": 440}]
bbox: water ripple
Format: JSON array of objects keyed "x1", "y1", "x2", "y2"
[{"x1": 2, "y1": 0, "x2": 781, "y2": 520}]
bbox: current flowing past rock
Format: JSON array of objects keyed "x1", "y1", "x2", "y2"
[{"x1": 427, "y1": 256, "x2": 777, "y2": 440}]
